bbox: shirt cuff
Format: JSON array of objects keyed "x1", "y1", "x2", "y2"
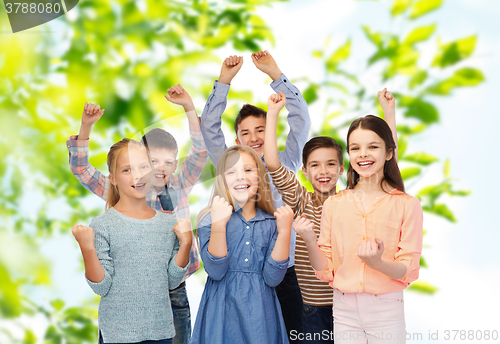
[
  {"x1": 206, "y1": 250, "x2": 230, "y2": 263},
  {"x1": 268, "y1": 163, "x2": 286, "y2": 179},
  {"x1": 66, "y1": 135, "x2": 89, "y2": 152},
  {"x1": 270, "y1": 73, "x2": 288, "y2": 89},
  {"x1": 213, "y1": 80, "x2": 231, "y2": 97},
  {"x1": 267, "y1": 255, "x2": 290, "y2": 270}
]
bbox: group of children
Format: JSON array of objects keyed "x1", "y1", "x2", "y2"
[{"x1": 68, "y1": 50, "x2": 423, "y2": 344}]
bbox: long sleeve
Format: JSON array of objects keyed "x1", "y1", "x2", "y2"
[
  {"x1": 272, "y1": 74, "x2": 311, "y2": 173},
  {"x1": 173, "y1": 122, "x2": 208, "y2": 221},
  {"x1": 198, "y1": 213, "x2": 230, "y2": 281},
  {"x1": 395, "y1": 196, "x2": 423, "y2": 285},
  {"x1": 85, "y1": 219, "x2": 114, "y2": 296},
  {"x1": 268, "y1": 163, "x2": 308, "y2": 216},
  {"x1": 314, "y1": 197, "x2": 335, "y2": 283},
  {"x1": 200, "y1": 81, "x2": 231, "y2": 166},
  {"x1": 262, "y1": 221, "x2": 289, "y2": 287},
  {"x1": 167, "y1": 236, "x2": 190, "y2": 290},
  {"x1": 67, "y1": 136, "x2": 109, "y2": 201}
]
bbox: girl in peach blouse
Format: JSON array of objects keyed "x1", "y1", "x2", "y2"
[{"x1": 294, "y1": 112, "x2": 423, "y2": 344}]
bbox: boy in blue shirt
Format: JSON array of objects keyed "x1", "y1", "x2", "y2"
[{"x1": 200, "y1": 50, "x2": 311, "y2": 343}]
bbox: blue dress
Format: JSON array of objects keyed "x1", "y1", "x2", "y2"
[{"x1": 190, "y1": 207, "x2": 290, "y2": 344}]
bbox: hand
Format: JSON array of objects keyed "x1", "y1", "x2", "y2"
[
  {"x1": 211, "y1": 195, "x2": 233, "y2": 226},
  {"x1": 218, "y1": 55, "x2": 243, "y2": 85},
  {"x1": 274, "y1": 205, "x2": 294, "y2": 235},
  {"x1": 357, "y1": 238, "x2": 384, "y2": 268},
  {"x1": 292, "y1": 214, "x2": 316, "y2": 245},
  {"x1": 72, "y1": 224, "x2": 95, "y2": 251},
  {"x1": 251, "y1": 50, "x2": 282, "y2": 81},
  {"x1": 165, "y1": 84, "x2": 194, "y2": 110},
  {"x1": 82, "y1": 102, "x2": 105, "y2": 127},
  {"x1": 267, "y1": 91, "x2": 286, "y2": 114},
  {"x1": 173, "y1": 218, "x2": 193, "y2": 246},
  {"x1": 377, "y1": 88, "x2": 395, "y2": 112}
]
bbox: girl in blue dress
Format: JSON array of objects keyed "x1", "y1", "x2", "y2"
[{"x1": 191, "y1": 145, "x2": 293, "y2": 344}]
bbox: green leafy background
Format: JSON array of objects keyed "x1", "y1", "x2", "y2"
[{"x1": 1, "y1": 0, "x2": 498, "y2": 342}]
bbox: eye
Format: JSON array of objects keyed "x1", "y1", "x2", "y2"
[
  {"x1": 123, "y1": 168, "x2": 130, "y2": 173},
  {"x1": 226, "y1": 171, "x2": 234, "y2": 175},
  {"x1": 151, "y1": 159, "x2": 158, "y2": 164},
  {"x1": 370, "y1": 146, "x2": 378, "y2": 149},
  {"x1": 328, "y1": 162, "x2": 336, "y2": 166},
  {"x1": 350, "y1": 147, "x2": 359, "y2": 151},
  {"x1": 258, "y1": 129, "x2": 264, "y2": 133},
  {"x1": 141, "y1": 165, "x2": 149, "y2": 170},
  {"x1": 311, "y1": 163, "x2": 318, "y2": 168},
  {"x1": 242, "y1": 132, "x2": 248, "y2": 136},
  {"x1": 245, "y1": 168, "x2": 254, "y2": 172},
  {"x1": 165, "y1": 162, "x2": 173, "y2": 166}
]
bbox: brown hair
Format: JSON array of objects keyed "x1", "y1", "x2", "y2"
[
  {"x1": 346, "y1": 115, "x2": 405, "y2": 192},
  {"x1": 234, "y1": 104, "x2": 267, "y2": 135},
  {"x1": 302, "y1": 136, "x2": 343, "y2": 167},
  {"x1": 105, "y1": 138, "x2": 151, "y2": 210},
  {"x1": 197, "y1": 145, "x2": 275, "y2": 227},
  {"x1": 141, "y1": 128, "x2": 178, "y2": 155}
]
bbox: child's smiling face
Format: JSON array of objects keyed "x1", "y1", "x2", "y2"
[
  {"x1": 224, "y1": 152, "x2": 259, "y2": 207},
  {"x1": 235, "y1": 116, "x2": 266, "y2": 157},
  {"x1": 149, "y1": 148, "x2": 178, "y2": 188},
  {"x1": 303, "y1": 147, "x2": 343, "y2": 197},
  {"x1": 348, "y1": 128, "x2": 393, "y2": 181},
  {"x1": 111, "y1": 148, "x2": 152, "y2": 200}
]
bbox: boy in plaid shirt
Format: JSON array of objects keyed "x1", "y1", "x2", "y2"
[{"x1": 66, "y1": 84, "x2": 207, "y2": 344}]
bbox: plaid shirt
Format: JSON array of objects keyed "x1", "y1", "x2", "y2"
[{"x1": 67, "y1": 122, "x2": 208, "y2": 278}]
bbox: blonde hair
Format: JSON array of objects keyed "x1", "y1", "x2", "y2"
[
  {"x1": 105, "y1": 138, "x2": 151, "y2": 210},
  {"x1": 197, "y1": 146, "x2": 275, "y2": 228}
]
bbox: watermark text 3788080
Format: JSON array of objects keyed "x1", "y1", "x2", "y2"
[{"x1": 3, "y1": 0, "x2": 79, "y2": 33}]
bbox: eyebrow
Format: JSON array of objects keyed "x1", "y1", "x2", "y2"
[
  {"x1": 308, "y1": 159, "x2": 338, "y2": 165},
  {"x1": 240, "y1": 126, "x2": 265, "y2": 132}
]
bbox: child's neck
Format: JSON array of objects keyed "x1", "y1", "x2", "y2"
[
  {"x1": 239, "y1": 200, "x2": 257, "y2": 221},
  {"x1": 314, "y1": 187, "x2": 337, "y2": 205},
  {"x1": 114, "y1": 197, "x2": 155, "y2": 219}
]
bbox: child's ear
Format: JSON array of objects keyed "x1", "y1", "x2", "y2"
[
  {"x1": 235, "y1": 138, "x2": 241, "y2": 145},
  {"x1": 386, "y1": 148, "x2": 394, "y2": 161},
  {"x1": 339, "y1": 163, "x2": 345, "y2": 175},
  {"x1": 174, "y1": 160, "x2": 179, "y2": 171},
  {"x1": 302, "y1": 166, "x2": 309, "y2": 180},
  {"x1": 109, "y1": 174, "x2": 117, "y2": 186}
]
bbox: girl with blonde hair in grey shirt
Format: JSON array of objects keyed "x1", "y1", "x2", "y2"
[{"x1": 72, "y1": 138, "x2": 192, "y2": 344}]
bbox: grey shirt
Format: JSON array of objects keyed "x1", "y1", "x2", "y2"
[{"x1": 86, "y1": 207, "x2": 188, "y2": 343}]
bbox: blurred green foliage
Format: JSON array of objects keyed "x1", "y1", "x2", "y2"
[{"x1": 0, "y1": 0, "x2": 481, "y2": 342}]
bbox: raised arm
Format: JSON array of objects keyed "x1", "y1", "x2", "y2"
[
  {"x1": 378, "y1": 88, "x2": 398, "y2": 162},
  {"x1": 165, "y1": 84, "x2": 208, "y2": 217},
  {"x1": 252, "y1": 50, "x2": 311, "y2": 172},
  {"x1": 200, "y1": 56, "x2": 243, "y2": 166},
  {"x1": 67, "y1": 102, "x2": 109, "y2": 201},
  {"x1": 264, "y1": 91, "x2": 287, "y2": 172}
]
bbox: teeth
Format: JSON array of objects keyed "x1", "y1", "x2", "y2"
[
  {"x1": 234, "y1": 185, "x2": 248, "y2": 190},
  {"x1": 359, "y1": 162, "x2": 373, "y2": 166},
  {"x1": 251, "y1": 144, "x2": 261, "y2": 148},
  {"x1": 318, "y1": 178, "x2": 330, "y2": 182},
  {"x1": 155, "y1": 174, "x2": 165, "y2": 178}
]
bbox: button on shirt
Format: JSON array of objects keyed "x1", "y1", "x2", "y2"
[{"x1": 315, "y1": 189, "x2": 423, "y2": 295}]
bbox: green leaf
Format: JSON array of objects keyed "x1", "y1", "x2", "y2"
[
  {"x1": 443, "y1": 159, "x2": 450, "y2": 177},
  {"x1": 401, "y1": 167, "x2": 421, "y2": 180},
  {"x1": 362, "y1": 26, "x2": 383, "y2": 48},
  {"x1": 297, "y1": 169, "x2": 314, "y2": 193},
  {"x1": 409, "y1": 0, "x2": 443, "y2": 19},
  {"x1": 302, "y1": 85, "x2": 319, "y2": 104},
  {"x1": 408, "y1": 281, "x2": 438, "y2": 294},
  {"x1": 423, "y1": 203, "x2": 457, "y2": 222},
  {"x1": 391, "y1": 0, "x2": 413, "y2": 16},
  {"x1": 400, "y1": 97, "x2": 439, "y2": 123},
  {"x1": 424, "y1": 67, "x2": 485, "y2": 95},
  {"x1": 23, "y1": 330, "x2": 37, "y2": 344},
  {"x1": 402, "y1": 152, "x2": 439, "y2": 165},
  {"x1": 326, "y1": 39, "x2": 351, "y2": 72},
  {"x1": 403, "y1": 24, "x2": 436, "y2": 45},
  {"x1": 432, "y1": 36, "x2": 477, "y2": 68},
  {"x1": 420, "y1": 255, "x2": 428, "y2": 268},
  {"x1": 409, "y1": 70, "x2": 428, "y2": 89},
  {"x1": 51, "y1": 299, "x2": 65, "y2": 311}
]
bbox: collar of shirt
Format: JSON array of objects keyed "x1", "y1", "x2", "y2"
[{"x1": 234, "y1": 207, "x2": 275, "y2": 223}]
